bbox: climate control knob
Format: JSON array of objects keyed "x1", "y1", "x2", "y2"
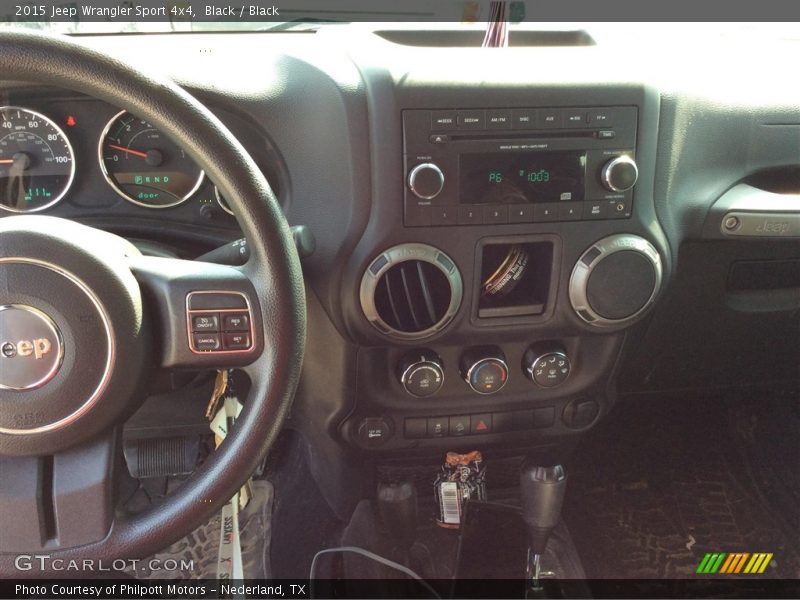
[
  {"x1": 601, "y1": 155, "x2": 638, "y2": 192},
  {"x1": 523, "y1": 345, "x2": 571, "y2": 388},
  {"x1": 460, "y1": 347, "x2": 509, "y2": 395},
  {"x1": 408, "y1": 162, "x2": 445, "y2": 200},
  {"x1": 397, "y1": 350, "x2": 444, "y2": 397}
]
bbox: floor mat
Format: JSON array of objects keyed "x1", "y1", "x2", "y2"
[
  {"x1": 127, "y1": 479, "x2": 274, "y2": 579},
  {"x1": 564, "y1": 387, "x2": 800, "y2": 580}
]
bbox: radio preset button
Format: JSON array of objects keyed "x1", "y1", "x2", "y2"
[
  {"x1": 509, "y1": 204, "x2": 534, "y2": 223},
  {"x1": 484, "y1": 205, "x2": 508, "y2": 224},
  {"x1": 558, "y1": 203, "x2": 582, "y2": 221},
  {"x1": 534, "y1": 203, "x2": 558, "y2": 222},
  {"x1": 432, "y1": 206, "x2": 458, "y2": 226},
  {"x1": 458, "y1": 205, "x2": 483, "y2": 225}
]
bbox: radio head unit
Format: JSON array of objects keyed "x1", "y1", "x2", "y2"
[{"x1": 402, "y1": 106, "x2": 639, "y2": 227}]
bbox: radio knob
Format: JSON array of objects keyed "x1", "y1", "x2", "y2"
[
  {"x1": 398, "y1": 350, "x2": 444, "y2": 397},
  {"x1": 601, "y1": 155, "x2": 638, "y2": 192},
  {"x1": 408, "y1": 163, "x2": 445, "y2": 200}
]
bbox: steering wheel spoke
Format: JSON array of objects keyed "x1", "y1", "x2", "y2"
[
  {"x1": 0, "y1": 433, "x2": 115, "y2": 553},
  {"x1": 130, "y1": 255, "x2": 264, "y2": 369}
]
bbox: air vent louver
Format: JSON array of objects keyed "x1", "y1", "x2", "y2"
[
  {"x1": 360, "y1": 244, "x2": 463, "y2": 340},
  {"x1": 374, "y1": 260, "x2": 450, "y2": 333}
]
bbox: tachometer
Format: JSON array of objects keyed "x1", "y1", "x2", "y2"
[
  {"x1": 99, "y1": 110, "x2": 204, "y2": 208},
  {"x1": 0, "y1": 106, "x2": 75, "y2": 213}
]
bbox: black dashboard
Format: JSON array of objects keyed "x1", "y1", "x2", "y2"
[{"x1": 2, "y1": 26, "x2": 798, "y2": 516}]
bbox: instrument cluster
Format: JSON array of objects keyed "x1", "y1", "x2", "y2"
[{"x1": 0, "y1": 96, "x2": 283, "y2": 228}]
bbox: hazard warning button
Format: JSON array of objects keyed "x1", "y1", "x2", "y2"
[{"x1": 471, "y1": 413, "x2": 493, "y2": 435}]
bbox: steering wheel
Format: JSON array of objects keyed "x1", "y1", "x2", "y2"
[{"x1": 0, "y1": 31, "x2": 305, "y2": 573}]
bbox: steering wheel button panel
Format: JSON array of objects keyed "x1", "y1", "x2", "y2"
[{"x1": 186, "y1": 291, "x2": 254, "y2": 354}]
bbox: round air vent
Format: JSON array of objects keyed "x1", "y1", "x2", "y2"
[
  {"x1": 360, "y1": 243, "x2": 463, "y2": 340},
  {"x1": 569, "y1": 234, "x2": 663, "y2": 328}
]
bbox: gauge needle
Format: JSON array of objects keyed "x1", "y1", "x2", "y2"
[
  {"x1": 108, "y1": 144, "x2": 149, "y2": 159},
  {"x1": 0, "y1": 159, "x2": 15, "y2": 164}
]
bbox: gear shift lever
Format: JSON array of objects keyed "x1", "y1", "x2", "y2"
[
  {"x1": 520, "y1": 460, "x2": 567, "y2": 588},
  {"x1": 377, "y1": 481, "x2": 418, "y2": 563}
]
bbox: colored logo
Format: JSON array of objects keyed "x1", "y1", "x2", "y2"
[
  {"x1": 0, "y1": 305, "x2": 64, "y2": 391},
  {"x1": 696, "y1": 552, "x2": 773, "y2": 575}
]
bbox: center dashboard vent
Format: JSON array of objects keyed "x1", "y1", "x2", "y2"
[{"x1": 360, "y1": 243, "x2": 463, "y2": 340}]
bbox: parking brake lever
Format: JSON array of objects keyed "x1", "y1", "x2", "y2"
[{"x1": 195, "y1": 225, "x2": 315, "y2": 264}]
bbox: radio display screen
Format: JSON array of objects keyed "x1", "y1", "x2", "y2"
[{"x1": 459, "y1": 151, "x2": 586, "y2": 204}]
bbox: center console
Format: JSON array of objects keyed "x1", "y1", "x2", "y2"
[{"x1": 339, "y1": 88, "x2": 668, "y2": 456}]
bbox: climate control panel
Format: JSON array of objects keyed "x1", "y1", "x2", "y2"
[{"x1": 395, "y1": 343, "x2": 573, "y2": 398}]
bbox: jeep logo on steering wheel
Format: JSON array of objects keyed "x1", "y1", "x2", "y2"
[
  {"x1": 2, "y1": 338, "x2": 52, "y2": 360},
  {"x1": 0, "y1": 305, "x2": 63, "y2": 391}
]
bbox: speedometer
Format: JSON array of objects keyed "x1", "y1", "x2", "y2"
[
  {"x1": 99, "y1": 110, "x2": 204, "y2": 208},
  {"x1": 0, "y1": 106, "x2": 75, "y2": 213}
]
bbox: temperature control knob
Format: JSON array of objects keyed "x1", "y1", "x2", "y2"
[
  {"x1": 460, "y1": 347, "x2": 509, "y2": 395},
  {"x1": 408, "y1": 163, "x2": 445, "y2": 200},
  {"x1": 523, "y1": 345, "x2": 571, "y2": 388},
  {"x1": 397, "y1": 350, "x2": 444, "y2": 397},
  {"x1": 601, "y1": 155, "x2": 638, "y2": 192}
]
